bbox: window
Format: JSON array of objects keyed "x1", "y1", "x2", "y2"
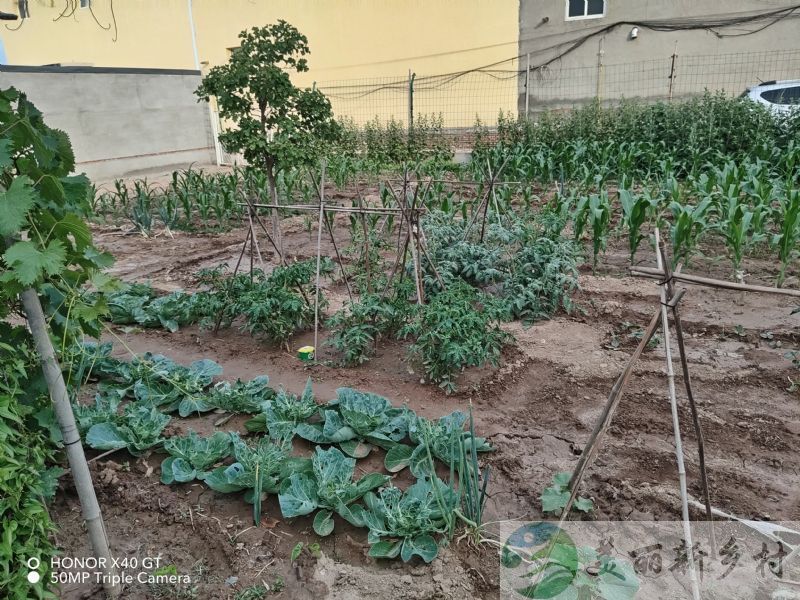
[
  {"x1": 761, "y1": 86, "x2": 800, "y2": 105},
  {"x1": 566, "y1": 0, "x2": 605, "y2": 20}
]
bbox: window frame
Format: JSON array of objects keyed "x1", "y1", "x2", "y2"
[
  {"x1": 565, "y1": 0, "x2": 606, "y2": 21},
  {"x1": 760, "y1": 86, "x2": 800, "y2": 106}
]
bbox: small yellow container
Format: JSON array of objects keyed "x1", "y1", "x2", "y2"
[{"x1": 297, "y1": 345, "x2": 315, "y2": 362}]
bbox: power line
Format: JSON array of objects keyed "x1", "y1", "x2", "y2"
[{"x1": 316, "y1": 3, "x2": 800, "y2": 82}]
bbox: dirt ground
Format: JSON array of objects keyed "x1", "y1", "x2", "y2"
[{"x1": 51, "y1": 213, "x2": 800, "y2": 599}]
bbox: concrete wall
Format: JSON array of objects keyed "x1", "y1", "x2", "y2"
[
  {"x1": 0, "y1": 66, "x2": 216, "y2": 180},
  {"x1": 518, "y1": 1, "x2": 800, "y2": 111}
]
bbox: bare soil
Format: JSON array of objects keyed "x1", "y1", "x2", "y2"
[{"x1": 51, "y1": 218, "x2": 800, "y2": 599}]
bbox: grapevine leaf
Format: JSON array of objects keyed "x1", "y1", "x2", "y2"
[
  {"x1": 3, "y1": 239, "x2": 66, "y2": 286},
  {"x1": 0, "y1": 175, "x2": 37, "y2": 236}
]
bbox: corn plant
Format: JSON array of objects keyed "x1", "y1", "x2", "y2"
[
  {"x1": 158, "y1": 192, "x2": 180, "y2": 233},
  {"x1": 716, "y1": 196, "x2": 765, "y2": 279},
  {"x1": 618, "y1": 188, "x2": 657, "y2": 262},
  {"x1": 573, "y1": 191, "x2": 611, "y2": 271},
  {"x1": 670, "y1": 198, "x2": 712, "y2": 267},
  {"x1": 129, "y1": 181, "x2": 154, "y2": 236},
  {"x1": 773, "y1": 189, "x2": 800, "y2": 287}
]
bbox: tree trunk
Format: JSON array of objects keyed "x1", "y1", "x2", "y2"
[
  {"x1": 19, "y1": 287, "x2": 120, "y2": 598},
  {"x1": 266, "y1": 160, "x2": 283, "y2": 263}
]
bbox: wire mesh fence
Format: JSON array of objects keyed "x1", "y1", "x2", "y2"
[
  {"x1": 316, "y1": 68, "x2": 520, "y2": 130},
  {"x1": 314, "y1": 49, "x2": 800, "y2": 133}
]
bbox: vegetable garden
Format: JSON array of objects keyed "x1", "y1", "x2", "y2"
[{"x1": 3, "y1": 20, "x2": 800, "y2": 600}]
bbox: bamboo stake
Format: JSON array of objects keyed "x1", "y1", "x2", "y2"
[
  {"x1": 248, "y1": 214, "x2": 254, "y2": 281},
  {"x1": 355, "y1": 181, "x2": 372, "y2": 294},
  {"x1": 242, "y1": 197, "x2": 286, "y2": 266},
  {"x1": 16, "y1": 285, "x2": 120, "y2": 598},
  {"x1": 247, "y1": 206, "x2": 264, "y2": 270},
  {"x1": 564, "y1": 307, "x2": 662, "y2": 517},
  {"x1": 416, "y1": 221, "x2": 446, "y2": 291},
  {"x1": 306, "y1": 168, "x2": 354, "y2": 304},
  {"x1": 322, "y1": 214, "x2": 354, "y2": 304},
  {"x1": 232, "y1": 225, "x2": 252, "y2": 275},
  {"x1": 409, "y1": 223, "x2": 424, "y2": 305},
  {"x1": 479, "y1": 160, "x2": 494, "y2": 243},
  {"x1": 462, "y1": 155, "x2": 510, "y2": 241},
  {"x1": 655, "y1": 228, "x2": 701, "y2": 600},
  {"x1": 242, "y1": 202, "x2": 410, "y2": 216},
  {"x1": 245, "y1": 196, "x2": 314, "y2": 308},
  {"x1": 386, "y1": 178, "x2": 525, "y2": 186},
  {"x1": 661, "y1": 257, "x2": 716, "y2": 558},
  {"x1": 393, "y1": 169, "x2": 425, "y2": 305},
  {"x1": 214, "y1": 225, "x2": 252, "y2": 334},
  {"x1": 631, "y1": 265, "x2": 800, "y2": 298},
  {"x1": 380, "y1": 232, "x2": 409, "y2": 304},
  {"x1": 313, "y1": 161, "x2": 326, "y2": 363}
]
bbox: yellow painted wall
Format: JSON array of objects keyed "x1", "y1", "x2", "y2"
[{"x1": 2, "y1": 1, "x2": 518, "y2": 125}]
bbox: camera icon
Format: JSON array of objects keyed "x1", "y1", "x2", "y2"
[{"x1": 26, "y1": 557, "x2": 41, "y2": 584}]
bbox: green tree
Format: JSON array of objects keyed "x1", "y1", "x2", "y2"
[{"x1": 196, "y1": 21, "x2": 340, "y2": 257}]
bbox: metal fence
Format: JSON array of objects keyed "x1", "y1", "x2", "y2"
[
  {"x1": 314, "y1": 49, "x2": 800, "y2": 131},
  {"x1": 316, "y1": 68, "x2": 519, "y2": 130}
]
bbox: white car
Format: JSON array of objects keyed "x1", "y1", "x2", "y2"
[{"x1": 743, "y1": 80, "x2": 800, "y2": 115}]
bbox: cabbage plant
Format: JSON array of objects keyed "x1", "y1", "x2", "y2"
[
  {"x1": 85, "y1": 404, "x2": 170, "y2": 457},
  {"x1": 362, "y1": 478, "x2": 458, "y2": 563},
  {"x1": 244, "y1": 378, "x2": 317, "y2": 441},
  {"x1": 384, "y1": 410, "x2": 492, "y2": 476},
  {"x1": 203, "y1": 434, "x2": 311, "y2": 525},
  {"x1": 295, "y1": 388, "x2": 407, "y2": 457},
  {"x1": 160, "y1": 431, "x2": 233, "y2": 485},
  {"x1": 278, "y1": 446, "x2": 389, "y2": 536}
]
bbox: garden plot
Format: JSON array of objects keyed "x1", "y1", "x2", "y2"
[{"x1": 49, "y1": 220, "x2": 800, "y2": 600}]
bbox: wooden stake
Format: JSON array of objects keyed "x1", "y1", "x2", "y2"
[
  {"x1": 15, "y1": 284, "x2": 120, "y2": 597},
  {"x1": 247, "y1": 206, "x2": 264, "y2": 270},
  {"x1": 322, "y1": 214, "x2": 354, "y2": 304},
  {"x1": 313, "y1": 161, "x2": 326, "y2": 363},
  {"x1": 655, "y1": 228, "x2": 701, "y2": 600},
  {"x1": 307, "y1": 167, "x2": 354, "y2": 303},
  {"x1": 631, "y1": 265, "x2": 800, "y2": 298},
  {"x1": 660, "y1": 255, "x2": 716, "y2": 558},
  {"x1": 355, "y1": 181, "x2": 372, "y2": 294},
  {"x1": 564, "y1": 308, "x2": 661, "y2": 516}
]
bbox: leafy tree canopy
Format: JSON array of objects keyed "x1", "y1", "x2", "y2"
[{"x1": 196, "y1": 21, "x2": 340, "y2": 172}]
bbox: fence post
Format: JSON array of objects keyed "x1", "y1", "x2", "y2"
[
  {"x1": 408, "y1": 69, "x2": 415, "y2": 130},
  {"x1": 525, "y1": 53, "x2": 531, "y2": 119},
  {"x1": 596, "y1": 37, "x2": 605, "y2": 102},
  {"x1": 668, "y1": 41, "x2": 679, "y2": 100}
]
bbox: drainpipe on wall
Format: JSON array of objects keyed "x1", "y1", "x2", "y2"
[{"x1": 188, "y1": 0, "x2": 224, "y2": 166}]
